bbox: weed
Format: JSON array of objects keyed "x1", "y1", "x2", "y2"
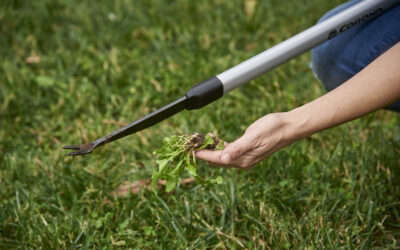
[{"x1": 152, "y1": 133, "x2": 224, "y2": 192}]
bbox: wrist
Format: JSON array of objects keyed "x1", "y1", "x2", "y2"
[{"x1": 282, "y1": 107, "x2": 315, "y2": 141}]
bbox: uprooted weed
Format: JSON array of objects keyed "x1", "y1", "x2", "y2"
[{"x1": 151, "y1": 133, "x2": 224, "y2": 192}]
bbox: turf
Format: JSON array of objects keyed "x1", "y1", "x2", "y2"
[{"x1": 1, "y1": 0, "x2": 400, "y2": 248}]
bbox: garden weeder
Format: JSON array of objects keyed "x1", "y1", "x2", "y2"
[{"x1": 64, "y1": 0, "x2": 399, "y2": 156}]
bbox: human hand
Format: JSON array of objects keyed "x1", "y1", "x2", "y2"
[{"x1": 196, "y1": 112, "x2": 298, "y2": 170}]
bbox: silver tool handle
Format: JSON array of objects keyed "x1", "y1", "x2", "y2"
[{"x1": 217, "y1": 0, "x2": 399, "y2": 94}]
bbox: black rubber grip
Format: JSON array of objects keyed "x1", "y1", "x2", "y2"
[{"x1": 185, "y1": 76, "x2": 223, "y2": 110}]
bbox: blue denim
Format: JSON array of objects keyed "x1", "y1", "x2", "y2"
[{"x1": 311, "y1": 0, "x2": 400, "y2": 111}]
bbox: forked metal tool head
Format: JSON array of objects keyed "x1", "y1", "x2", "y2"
[
  {"x1": 63, "y1": 96, "x2": 189, "y2": 156},
  {"x1": 63, "y1": 143, "x2": 96, "y2": 156}
]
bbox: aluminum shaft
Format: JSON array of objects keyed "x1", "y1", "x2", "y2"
[{"x1": 217, "y1": 0, "x2": 399, "y2": 94}]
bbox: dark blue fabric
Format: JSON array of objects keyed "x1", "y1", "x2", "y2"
[{"x1": 311, "y1": 0, "x2": 400, "y2": 111}]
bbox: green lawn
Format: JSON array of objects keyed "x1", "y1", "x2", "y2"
[{"x1": 1, "y1": 0, "x2": 400, "y2": 248}]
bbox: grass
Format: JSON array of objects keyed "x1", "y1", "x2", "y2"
[{"x1": 1, "y1": 0, "x2": 400, "y2": 248}]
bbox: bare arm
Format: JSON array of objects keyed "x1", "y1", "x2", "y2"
[{"x1": 196, "y1": 42, "x2": 400, "y2": 169}]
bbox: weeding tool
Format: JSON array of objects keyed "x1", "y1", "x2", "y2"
[{"x1": 64, "y1": 0, "x2": 399, "y2": 156}]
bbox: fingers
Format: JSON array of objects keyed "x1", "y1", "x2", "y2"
[
  {"x1": 195, "y1": 135, "x2": 254, "y2": 169},
  {"x1": 195, "y1": 149, "x2": 233, "y2": 168},
  {"x1": 195, "y1": 149, "x2": 258, "y2": 169}
]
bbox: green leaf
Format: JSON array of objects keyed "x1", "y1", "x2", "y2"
[
  {"x1": 198, "y1": 134, "x2": 214, "y2": 149},
  {"x1": 216, "y1": 140, "x2": 225, "y2": 150},
  {"x1": 151, "y1": 173, "x2": 160, "y2": 192},
  {"x1": 94, "y1": 218, "x2": 103, "y2": 229},
  {"x1": 209, "y1": 176, "x2": 223, "y2": 184},
  {"x1": 169, "y1": 159, "x2": 184, "y2": 176},
  {"x1": 119, "y1": 219, "x2": 129, "y2": 230},
  {"x1": 35, "y1": 76, "x2": 55, "y2": 88},
  {"x1": 155, "y1": 159, "x2": 169, "y2": 172},
  {"x1": 204, "y1": 134, "x2": 214, "y2": 145},
  {"x1": 186, "y1": 157, "x2": 197, "y2": 176},
  {"x1": 165, "y1": 177, "x2": 178, "y2": 192},
  {"x1": 144, "y1": 226, "x2": 153, "y2": 236}
]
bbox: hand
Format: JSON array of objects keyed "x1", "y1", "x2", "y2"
[{"x1": 196, "y1": 112, "x2": 296, "y2": 170}]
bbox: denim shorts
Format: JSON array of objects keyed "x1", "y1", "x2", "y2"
[{"x1": 311, "y1": 0, "x2": 400, "y2": 111}]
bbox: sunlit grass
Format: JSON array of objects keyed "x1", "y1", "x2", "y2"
[{"x1": 1, "y1": 0, "x2": 399, "y2": 248}]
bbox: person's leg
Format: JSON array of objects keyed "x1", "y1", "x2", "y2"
[{"x1": 311, "y1": 1, "x2": 400, "y2": 111}]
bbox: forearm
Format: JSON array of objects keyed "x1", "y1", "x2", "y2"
[{"x1": 286, "y1": 42, "x2": 400, "y2": 139}]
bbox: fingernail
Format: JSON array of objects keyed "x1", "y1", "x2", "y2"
[{"x1": 221, "y1": 153, "x2": 231, "y2": 163}]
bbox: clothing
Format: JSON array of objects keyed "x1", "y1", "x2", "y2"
[{"x1": 311, "y1": 0, "x2": 400, "y2": 111}]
